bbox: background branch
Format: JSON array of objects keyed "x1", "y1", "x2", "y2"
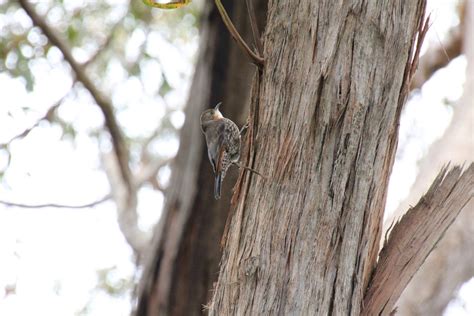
[
  {"x1": 135, "y1": 158, "x2": 171, "y2": 190},
  {"x1": 0, "y1": 195, "x2": 111, "y2": 209},
  {"x1": 363, "y1": 163, "x2": 474, "y2": 316},
  {"x1": 18, "y1": 0, "x2": 133, "y2": 192},
  {"x1": 102, "y1": 152, "x2": 148, "y2": 257},
  {"x1": 16, "y1": 0, "x2": 155, "y2": 259},
  {"x1": 0, "y1": 92, "x2": 68, "y2": 148}
]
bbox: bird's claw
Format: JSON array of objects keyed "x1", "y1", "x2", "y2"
[{"x1": 240, "y1": 120, "x2": 249, "y2": 135}]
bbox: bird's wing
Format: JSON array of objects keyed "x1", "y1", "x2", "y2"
[
  {"x1": 224, "y1": 118, "x2": 241, "y2": 161},
  {"x1": 206, "y1": 121, "x2": 226, "y2": 174},
  {"x1": 207, "y1": 148, "x2": 217, "y2": 173},
  {"x1": 215, "y1": 122, "x2": 227, "y2": 174},
  {"x1": 216, "y1": 145, "x2": 226, "y2": 175}
]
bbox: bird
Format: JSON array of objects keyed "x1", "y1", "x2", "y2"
[{"x1": 200, "y1": 102, "x2": 241, "y2": 200}]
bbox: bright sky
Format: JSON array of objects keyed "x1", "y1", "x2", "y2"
[{"x1": 0, "y1": 1, "x2": 472, "y2": 315}]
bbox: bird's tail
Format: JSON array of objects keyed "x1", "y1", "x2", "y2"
[{"x1": 214, "y1": 173, "x2": 222, "y2": 200}]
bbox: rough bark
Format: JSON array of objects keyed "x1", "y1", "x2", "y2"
[
  {"x1": 210, "y1": 1, "x2": 428, "y2": 315},
  {"x1": 363, "y1": 164, "x2": 473, "y2": 316},
  {"x1": 395, "y1": 1, "x2": 474, "y2": 314},
  {"x1": 135, "y1": 1, "x2": 267, "y2": 315},
  {"x1": 395, "y1": 200, "x2": 474, "y2": 316}
]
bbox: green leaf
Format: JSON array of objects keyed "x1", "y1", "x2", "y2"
[
  {"x1": 159, "y1": 75, "x2": 172, "y2": 95},
  {"x1": 67, "y1": 25, "x2": 78, "y2": 43}
]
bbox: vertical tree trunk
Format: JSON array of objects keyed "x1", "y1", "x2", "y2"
[
  {"x1": 135, "y1": 1, "x2": 267, "y2": 315},
  {"x1": 210, "y1": 1, "x2": 426, "y2": 315}
]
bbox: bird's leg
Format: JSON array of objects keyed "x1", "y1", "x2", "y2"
[
  {"x1": 232, "y1": 162, "x2": 267, "y2": 180},
  {"x1": 214, "y1": 0, "x2": 264, "y2": 66},
  {"x1": 240, "y1": 121, "x2": 249, "y2": 135}
]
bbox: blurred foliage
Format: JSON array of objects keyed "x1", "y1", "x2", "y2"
[
  {"x1": 96, "y1": 266, "x2": 134, "y2": 297},
  {"x1": 0, "y1": 0, "x2": 202, "y2": 171},
  {"x1": 0, "y1": 1, "x2": 202, "y2": 313}
]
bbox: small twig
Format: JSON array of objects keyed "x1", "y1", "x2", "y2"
[
  {"x1": 410, "y1": 10, "x2": 464, "y2": 91},
  {"x1": 409, "y1": 14, "x2": 431, "y2": 84},
  {"x1": 245, "y1": 0, "x2": 263, "y2": 55},
  {"x1": 214, "y1": 0, "x2": 264, "y2": 66},
  {"x1": 433, "y1": 27, "x2": 451, "y2": 64},
  {"x1": 0, "y1": 106, "x2": 56, "y2": 147},
  {"x1": 0, "y1": 195, "x2": 111, "y2": 209},
  {"x1": 0, "y1": 91, "x2": 69, "y2": 148}
]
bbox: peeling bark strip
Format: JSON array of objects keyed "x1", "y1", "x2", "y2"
[
  {"x1": 396, "y1": 2, "x2": 474, "y2": 313},
  {"x1": 363, "y1": 164, "x2": 474, "y2": 316},
  {"x1": 211, "y1": 1, "x2": 427, "y2": 315}
]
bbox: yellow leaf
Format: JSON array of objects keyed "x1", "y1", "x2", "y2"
[{"x1": 142, "y1": 0, "x2": 191, "y2": 9}]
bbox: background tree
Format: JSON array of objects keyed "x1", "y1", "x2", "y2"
[{"x1": 136, "y1": 1, "x2": 267, "y2": 314}]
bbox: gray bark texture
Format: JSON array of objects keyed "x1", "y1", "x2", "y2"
[
  {"x1": 135, "y1": 0, "x2": 267, "y2": 315},
  {"x1": 209, "y1": 1, "x2": 428, "y2": 315}
]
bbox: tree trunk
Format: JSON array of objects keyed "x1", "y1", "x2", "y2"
[
  {"x1": 210, "y1": 1, "x2": 427, "y2": 315},
  {"x1": 135, "y1": 1, "x2": 267, "y2": 315}
]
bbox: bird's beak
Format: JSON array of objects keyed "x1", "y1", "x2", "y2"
[{"x1": 214, "y1": 102, "x2": 222, "y2": 111}]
